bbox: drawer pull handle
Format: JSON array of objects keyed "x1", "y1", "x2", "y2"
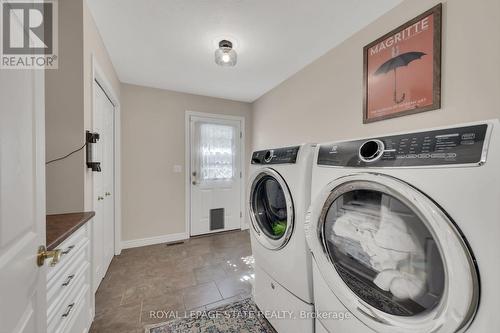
[
  {"x1": 62, "y1": 274, "x2": 75, "y2": 287},
  {"x1": 62, "y1": 303, "x2": 75, "y2": 318},
  {"x1": 61, "y1": 245, "x2": 75, "y2": 255}
]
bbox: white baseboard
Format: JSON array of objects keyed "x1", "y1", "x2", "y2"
[{"x1": 121, "y1": 232, "x2": 187, "y2": 249}]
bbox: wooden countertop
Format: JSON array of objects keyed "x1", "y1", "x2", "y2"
[{"x1": 46, "y1": 212, "x2": 95, "y2": 250}]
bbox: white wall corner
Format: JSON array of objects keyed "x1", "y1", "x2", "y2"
[{"x1": 121, "y1": 232, "x2": 188, "y2": 250}]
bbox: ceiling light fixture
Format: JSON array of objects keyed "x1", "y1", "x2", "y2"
[{"x1": 215, "y1": 40, "x2": 237, "y2": 67}]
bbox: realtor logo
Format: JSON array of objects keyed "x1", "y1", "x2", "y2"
[{"x1": 1, "y1": 0, "x2": 58, "y2": 69}]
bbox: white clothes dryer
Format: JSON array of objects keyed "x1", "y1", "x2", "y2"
[
  {"x1": 249, "y1": 144, "x2": 316, "y2": 333},
  {"x1": 305, "y1": 120, "x2": 499, "y2": 333}
]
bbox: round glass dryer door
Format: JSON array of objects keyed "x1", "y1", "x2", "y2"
[
  {"x1": 323, "y1": 186, "x2": 445, "y2": 316},
  {"x1": 307, "y1": 174, "x2": 479, "y2": 333},
  {"x1": 249, "y1": 169, "x2": 294, "y2": 250}
]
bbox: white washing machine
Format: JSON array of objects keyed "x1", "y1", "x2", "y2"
[
  {"x1": 305, "y1": 120, "x2": 500, "y2": 333},
  {"x1": 249, "y1": 144, "x2": 315, "y2": 333}
]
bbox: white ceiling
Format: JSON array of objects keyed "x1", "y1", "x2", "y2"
[{"x1": 87, "y1": 0, "x2": 402, "y2": 102}]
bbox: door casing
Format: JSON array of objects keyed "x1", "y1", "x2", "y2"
[
  {"x1": 91, "y1": 55, "x2": 121, "y2": 257},
  {"x1": 185, "y1": 111, "x2": 247, "y2": 237},
  {"x1": 90, "y1": 56, "x2": 121, "y2": 309}
]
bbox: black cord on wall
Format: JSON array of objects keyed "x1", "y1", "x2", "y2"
[{"x1": 46, "y1": 143, "x2": 87, "y2": 165}]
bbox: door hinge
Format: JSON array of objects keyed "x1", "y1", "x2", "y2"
[
  {"x1": 240, "y1": 211, "x2": 243, "y2": 218},
  {"x1": 240, "y1": 171, "x2": 242, "y2": 178},
  {"x1": 240, "y1": 131, "x2": 242, "y2": 138}
]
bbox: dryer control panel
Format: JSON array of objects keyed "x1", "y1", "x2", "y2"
[
  {"x1": 252, "y1": 146, "x2": 300, "y2": 164},
  {"x1": 318, "y1": 124, "x2": 490, "y2": 167}
]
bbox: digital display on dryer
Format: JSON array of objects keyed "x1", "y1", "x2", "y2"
[
  {"x1": 318, "y1": 124, "x2": 489, "y2": 167},
  {"x1": 251, "y1": 146, "x2": 300, "y2": 164}
]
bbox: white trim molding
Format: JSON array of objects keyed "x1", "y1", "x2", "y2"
[{"x1": 121, "y1": 232, "x2": 188, "y2": 249}]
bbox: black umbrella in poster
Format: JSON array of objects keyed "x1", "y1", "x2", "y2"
[{"x1": 374, "y1": 51, "x2": 426, "y2": 104}]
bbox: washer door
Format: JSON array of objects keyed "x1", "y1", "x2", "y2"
[
  {"x1": 249, "y1": 168, "x2": 294, "y2": 250},
  {"x1": 305, "y1": 173, "x2": 479, "y2": 333}
]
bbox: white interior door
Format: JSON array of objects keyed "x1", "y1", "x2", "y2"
[
  {"x1": 102, "y1": 85, "x2": 115, "y2": 273},
  {"x1": 189, "y1": 116, "x2": 242, "y2": 236},
  {"x1": 0, "y1": 52, "x2": 47, "y2": 332},
  {"x1": 92, "y1": 81, "x2": 115, "y2": 292},
  {"x1": 92, "y1": 83, "x2": 104, "y2": 291}
]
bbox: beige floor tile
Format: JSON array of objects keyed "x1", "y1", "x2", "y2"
[
  {"x1": 215, "y1": 275, "x2": 253, "y2": 299},
  {"x1": 162, "y1": 270, "x2": 198, "y2": 290},
  {"x1": 194, "y1": 263, "x2": 228, "y2": 284},
  {"x1": 91, "y1": 301, "x2": 142, "y2": 332},
  {"x1": 204, "y1": 294, "x2": 242, "y2": 310},
  {"x1": 140, "y1": 293, "x2": 185, "y2": 325},
  {"x1": 182, "y1": 281, "x2": 223, "y2": 310},
  {"x1": 92, "y1": 230, "x2": 252, "y2": 331},
  {"x1": 94, "y1": 288, "x2": 124, "y2": 317}
]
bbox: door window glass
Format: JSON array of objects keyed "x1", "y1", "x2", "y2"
[
  {"x1": 322, "y1": 188, "x2": 445, "y2": 316},
  {"x1": 252, "y1": 175, "x2": 289, "y2": 239},
  {"x1": 198, "y1": 123, "x2": 235, "y2": 181}
]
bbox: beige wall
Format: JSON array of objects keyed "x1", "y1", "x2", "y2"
[
  {"x1": 45, "y1": 0, "x2": 121, "y2": 214},
  {"x1": 121, "y1": 83, "x2": 252, "y2": 241},
  {"x1": 45, "y1": 0, "x2": 85, "y2": 214},
  {"x1": 252, "y1": 0, "x2": 500, "y2": 149}
]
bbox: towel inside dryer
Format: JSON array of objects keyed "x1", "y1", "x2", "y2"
[{"x1": 322, "y1": 188, "x2": 445, "y2": 316}]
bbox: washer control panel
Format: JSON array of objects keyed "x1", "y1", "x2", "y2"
[
  {"x1": 252, "y1": 146, "x2": 300, "y2": 164},
  {"x1": 318, "y1": 124, "x2": 490, "y2": 167}
]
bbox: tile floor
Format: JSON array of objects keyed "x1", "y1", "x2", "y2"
[{"x1": 89, "y1": 229, "x2": 254, "y2": 333}]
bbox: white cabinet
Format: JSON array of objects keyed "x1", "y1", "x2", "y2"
[{"x1": 47, "y1": 223, "x2": 93, "y2": 333}]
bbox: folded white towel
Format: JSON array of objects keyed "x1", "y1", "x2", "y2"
[
  {"x1": 332, "y1": 208, "x2": 423, "y2": 268},
  {"x1": 374, "y1": 269, "x2": 426, "y2": 300},
  {"x1": 374, "y1": 207, "x2": 420, "y2": 253}
]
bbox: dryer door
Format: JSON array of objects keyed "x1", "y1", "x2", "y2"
[
  {"x1": 305, "y1": 173, "x2": 479, "y2": 333},
  {"x1": 249, "y1": 168, "x2": 294, "y2": 250}
]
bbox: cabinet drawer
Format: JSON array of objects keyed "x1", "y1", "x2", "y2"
[
  {"x1": 48, "y1": 265, "x2": 89, "y2": 333},
  {"x1": 53, "y1": 284, "x2": 90, "y2": 333},
  {"x1": 47, "y1": 246, "x2": 88, "y2": 316},
  {"x1": 47, "y1": 224, "x2": 88, "y2": 280},
  {"x1": 61, "y1": 287, "x2": 91, "y2": 333}
]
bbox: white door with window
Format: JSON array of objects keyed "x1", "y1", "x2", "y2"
[
  {"x1": 188, "y1": 115, "x2": 243, "y2": 236},
  {"x1": 92, "y1": 81, "x2": 115, "y2": 291},
  {"x1": 0, "y1": 55, "x2": 47, "y2": 331}
]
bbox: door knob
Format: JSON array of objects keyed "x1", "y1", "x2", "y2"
[
  {"x1": 37, "y1": 246, "x2": 62, "y2": 267},
  {"x1": 97, "y1": 196, "x2": 104, "y2": 201},
  {"x1": 105, "y1": 192, "x2": 111, "y2": 196},
  {"x1": 192, "y1": 181, "x2": 197, "y2": 185}
]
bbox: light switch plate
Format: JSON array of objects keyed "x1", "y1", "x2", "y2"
[{"x1": 173, "y1": 165, "x2": 183, "y2": 173}]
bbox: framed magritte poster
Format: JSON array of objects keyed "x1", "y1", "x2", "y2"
[{"x1": 363, "y1": 4, "x2": 442, "y2": 123}]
